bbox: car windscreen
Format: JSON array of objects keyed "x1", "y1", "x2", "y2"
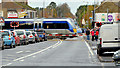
[
  {"x1": 16, "y1": 31, "x2": 24, "y2": 36},
  {"x1": 26, "y1": 32, "x2": 31, "y2": 36},
  {"x1": 2, "y1": 31, "x2": 9, "y2": 38}
]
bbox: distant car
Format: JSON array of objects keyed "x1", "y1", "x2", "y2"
[
  {"x1": 12, "y1": 31, "x2": 20, "y2": 46},
  {"x1": 1, "y1": 30, "x2": 16, "y2": 48},
  {"x1": 0, "y1": 32, "x2": 4, "y2": 50},
  {"x1": 81, "y1": 28, "x2": 86, "y2": 33},
  {"x1": 32, "y1": 31, "x2": 40, "y2": 42},
  {"x1": 36, "y1": 30, "x2": 47, "y2": 42},
  {"x1": 26, "y1": 31, "x2": 35, "y2": 43},
  {"x1": 112, "y1": 50, "x2": 120, "y2": 65},
  {"x1": 14, "y1": 30, "x2": 29, "y2": 45},
  {"x1": 77, "y1": 28, "x2": 82, "y2": 34}
]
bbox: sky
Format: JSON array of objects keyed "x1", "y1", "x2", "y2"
[
  {"x1": 28, "y1": 0, "x2": 104, "y2": 15},
  {"x1": 0, "y1": 0, "x2": 104, "y2": 15}
]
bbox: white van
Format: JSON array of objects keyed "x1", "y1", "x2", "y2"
[{"x1": 97, "y1": 23, "x2": 120, "y2": 56}]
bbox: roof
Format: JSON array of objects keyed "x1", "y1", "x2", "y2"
[
  {"x1": 14, "y1": 2, "x2": 36, "y2": 11},
  {"x1": 95, "y1": 2, "x2": 120, "y2": 13},
  {"x1": 2, "y1": 2, "x2": 35, "y2": 11}
]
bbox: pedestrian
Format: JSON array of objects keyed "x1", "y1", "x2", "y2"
[
  {"x1": 91, "y1": 29, "x2": 94, "y2": 41},
  {"x1": 86, "y1": 28, "x2": 90, "y2": 40},
  {"x1": 95, "y1": 30, "x2": 99, "y2": 41}
]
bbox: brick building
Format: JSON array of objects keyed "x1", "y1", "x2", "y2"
[{"x1": 0, "y1": 0, "x2": 37, "y2": 18}]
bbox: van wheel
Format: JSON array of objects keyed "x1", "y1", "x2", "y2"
[{"x1": 97, "y1": 48, "x2": 103, "y2": 56}]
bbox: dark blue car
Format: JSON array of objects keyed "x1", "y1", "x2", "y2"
[{"x1": 35, "y1": 30, "x2": 47, "y2": 42}]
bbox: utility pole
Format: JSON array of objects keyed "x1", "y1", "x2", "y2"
[
  {"x1": 87, "y1": 2, "x2": 89, "y2": 28},
  {"x1": 107, "y1": 8, "x2": 109, "y2": 22},
  {"x1": 43, "y1": 0, "x2": 45, "y2": 18}
]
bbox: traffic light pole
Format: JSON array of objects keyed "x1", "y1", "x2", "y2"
[{"x1": 14, "y1": 26, "x2": 15, "y2": 30}]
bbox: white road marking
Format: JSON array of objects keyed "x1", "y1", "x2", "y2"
[
  {"x1": 32, "y1": 56, "x2": 36, "y2": 58},
  {"x1": 25, "y1": 51, "x2": 31, "y2": 53},
  {"x1": 101, "y1": 63, "x2": 105, "y2": 68},
  {"x1": 16, "y1": 51, "x2": 23, "y2": 54},
  {"x1": 13, "y1": 40, "x2": 63, "y2": 61},
  {"x1": 52, "y1": 40, "x2": 63, "y2": 48},
  {"x1": 20, "y1": 60, "x2": 24, "y2": 62},
  {"x1": 2, "y1": 63, "x2": 12, "y2": 66},
  {"x1": 85, "y1": 41, "x2": 94, "y2": 56}
]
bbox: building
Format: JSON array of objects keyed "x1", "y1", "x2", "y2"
[
  {"x1": 1, "y1": 0, "x2": 37, "y2": 18},
  {"x1": 95, "y1": 1, "x2": 120, "y2": 22}
]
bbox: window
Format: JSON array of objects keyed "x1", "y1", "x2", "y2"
[
  {"x1": 35, "y1": 23, "x2": 37, "y2": 28},
  {"x1": 43, "y1": 21, "x2": 69, "y2": 29}
]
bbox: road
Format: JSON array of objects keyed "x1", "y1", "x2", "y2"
[{"x1": 1, "y1": 37, "x2": 117, "y2": 67}]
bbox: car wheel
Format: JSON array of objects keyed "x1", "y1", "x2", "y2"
[
  {"x1": 13, "y1": 44, "x2": 16, "y2": 48},
  {"x1": 2, "y1": 45, "x2": 4, "y2": 50},
  {"x1": 10, "y1": 43, "x2": 13, "y2": 48}
]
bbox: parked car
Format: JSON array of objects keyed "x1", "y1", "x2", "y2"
[
  {"x1": 12, "y1": 31, "x2": 20, "y2": 46},
  {"x1": 0, "y1": 30, "x2": 16, "y2": 48},
  {"x1": 97, "y1": 23, "x2": 120, "y2": 56},
  {"x1": 0, "y1": 32, "x2": 4, "y2": 50},
  {"x1": 112, "y1": 50, "x2": 120, "y2": 65},
  {"x1": 26, "y1": 31, "x2": 35, "y2": 43},
  {"x1": 36, "y1": 30, "x2": 47, "y2": 42},
  {"x1": 32, "y1": 31, "x2": 40, "y2": 42},
  {"x1": 14, "y1": 30, "x2": 29, "y2": 45}
]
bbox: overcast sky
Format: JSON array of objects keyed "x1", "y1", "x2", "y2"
[
  {"x1": 0, "y1": 0, "x2": 103, "y2": 15},
  {"x1": 28, "y1": 0, "x2": 103, "y2": 15}
]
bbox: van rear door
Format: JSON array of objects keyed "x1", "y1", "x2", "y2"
[{"x1": 100, "y1": 24, "x2": 119, "y2": 48}]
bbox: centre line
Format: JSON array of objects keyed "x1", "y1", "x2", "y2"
[{"x1": 13, "y1": 40, "x2": 62, "y2": 61}]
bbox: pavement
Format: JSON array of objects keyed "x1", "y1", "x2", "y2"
[{"x1": 0, "y1": 36, "x2": 119, "y2": 68}]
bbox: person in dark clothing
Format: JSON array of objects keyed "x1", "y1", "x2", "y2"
[{"x1": 86, "y1": 28, "x2": 90, "y2": 40}]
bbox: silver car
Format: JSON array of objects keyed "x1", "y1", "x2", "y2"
[
  {"x1": 14, "y1": 30, "x2": 29, "y2": 45},
  {"x1": 26, "y1": 31, "x2": 35, "y2": 43}
]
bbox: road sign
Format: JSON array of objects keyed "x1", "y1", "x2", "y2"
[
  {"x1": 108, "y1": 15, "x2": 113, "y2": 22},
  {"x1": 10, "y1": 21, "x2": 19, "y2": 27},
  {"x1": 0, "y1": 17, "x2": 5, "y2": 26}
]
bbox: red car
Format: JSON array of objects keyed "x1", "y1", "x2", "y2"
[{"x1": 12, "y1": 31, "x2": 20, "y2": 46}]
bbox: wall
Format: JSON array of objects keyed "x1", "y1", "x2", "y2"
[{"x1": 95, "y1": 13, "x2": 120, "y2": 22}]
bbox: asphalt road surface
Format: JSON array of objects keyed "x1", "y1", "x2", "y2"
[{"x1": 1, "y1": 37, "x2": 117, "y2": 67}]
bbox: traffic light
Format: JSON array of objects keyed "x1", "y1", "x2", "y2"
[
  {"x1": 12, "y1": 22, "x2": 18, "y2": 26},
  {"x1": 10, "y1": 21, "x2": 19, "y2": 27}
]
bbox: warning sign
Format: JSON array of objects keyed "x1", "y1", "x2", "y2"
[{"x1": 0, "y1": 17, "x2": 5, "y2": 26}]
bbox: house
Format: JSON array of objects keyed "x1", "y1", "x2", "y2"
[
  {"x1": 95, "y1": 1, "x2": 120, "y2": 22},
  {"x1": 1, "y1": 0, "x2": 37, "y2": 18}
]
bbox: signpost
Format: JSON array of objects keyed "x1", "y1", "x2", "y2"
[
  {"x1": 0, "y1": 17, "x2": 5, "y2": 30},
  {"x1": 108, "y1": 15, "x2": 113, "y2": 22}
]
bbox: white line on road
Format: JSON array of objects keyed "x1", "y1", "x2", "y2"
[
  {"x1": 13, "y1": 40, "x2": 63, "y2": 61},
  {"x1": 2, "y1": 63, "x2": 12, "y2": 66},
  {"x1": 52, "y1": 40, "x2": 63, "y2": 48},
  {"x1": 16, "y1": 51, "x2": 23, "y2": 54},
  {"x1": 85, "y1": 41, "x2": 94, "y2": 56},
  {"x1": 20, "y1": 60, "x2": 24, "y2": 62}
]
